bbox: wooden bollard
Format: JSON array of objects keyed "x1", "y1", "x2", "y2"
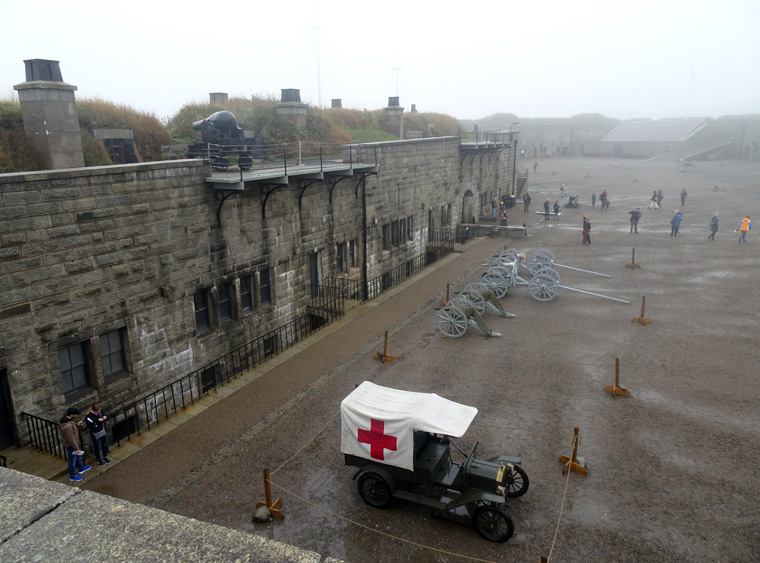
[
  {"x1": 373, "y1": 331, "x2": 395, "y2": 363},
  {"x1": 439, "y1": 284, "x2": 450, "y2": 306},
  {"x1": 604, "y1": 358, "x2": 631, "y2": 398},
  {"x1": 625, "y1": 248, "x2": 641, "y2": 269},
  {"x1": 559, "y1": 427, "x2": 587, "y2": 476},
  {"x1": 632, "y1": 296, "x2": 652, "y2": 325},
  {"x1": 254, "y1": 469, "x2": 284, "y2": 520}
]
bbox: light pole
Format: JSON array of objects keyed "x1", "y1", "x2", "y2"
[{"x1": 510, "y1": 122, "x2": 520, "y2": 196}]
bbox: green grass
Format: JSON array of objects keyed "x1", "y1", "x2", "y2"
[{"x1": 349, "y1": 129, "x2": 398, "y2": 143}]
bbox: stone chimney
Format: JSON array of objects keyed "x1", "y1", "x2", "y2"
[
  {"x1": 209, "y1": 92, "x2": 228, "y2": 104},
  {"x1": 383, "y1": 96, "x2": 404, "y2": 139},
  {"x1": 14, "y1": 59, "x2": 85, "y2": 170},
  {"x1": 275, "y1": 88, "x2": 308, "y2": 128},
  {"x1": 331, "y1": 99, "x2": 342, "y2": 108}
]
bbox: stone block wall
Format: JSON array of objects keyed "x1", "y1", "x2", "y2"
[{"x1": 0, "y1": 136, "x2": 515, "y2": 444}]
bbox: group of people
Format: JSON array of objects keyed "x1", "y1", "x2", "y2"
[{"x1": 59, "y1": 403, "x2": 111, "y2": 482}]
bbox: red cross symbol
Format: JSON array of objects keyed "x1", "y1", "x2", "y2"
[{"x1": 357, "y1": 419, "x2": 397, "y2": 460}]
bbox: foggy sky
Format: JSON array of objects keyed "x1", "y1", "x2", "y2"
[{"x1": 2, "y1": 0, "x2": 758, "y2": 122}]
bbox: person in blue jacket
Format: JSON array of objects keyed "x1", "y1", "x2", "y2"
[{"x1": 670, "y1": 209, "x2": 683, "y2": 236}]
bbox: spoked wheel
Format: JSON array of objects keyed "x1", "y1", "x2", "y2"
[
  {"x1": 500, "y1": 248, "x2": 522, "y2": 263},
  {"x1": 481, "y1": 272, "x2": 509, "y2": 298},
  {"x1": 238, "y1": 154, "x2": 253, "y2": 171},
  {"x1": 436, "y1": 305, "x2": 469, "y2": 338},
  {"x1": 461, "y1": 282, "x2": 490, "y2": 295},
  {"x1": 504, "y1": 464, "x2": 530, "y2": 498},
  {"x1": 454, "y1": 290, "x2": 486, "y2": 316},
  {"x1": 211, "y1": 155, "x2": 229, "y2": 171},
  {"x1": 487, "y1": 263, "x2": 514, "y2": 284},
  {"x1": 357, "y1": 472, "x2": 392, "y2": 508},
  {"x1": 473, "y1": 505, "x2": 514, "y2": 542},
  {"x1": 533, "y1": 266, "x2": 561, "y2": 284},
  {"x1": 526, "y1": 248, "x2": 555, "y2": 274},
  {"x1": 528, "y1": 273, "x2": 559, "y2": 302}
]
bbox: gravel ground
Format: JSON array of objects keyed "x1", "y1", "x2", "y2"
[{"x1": 86, "y1": 157, "x2": 759, "y2": 562}]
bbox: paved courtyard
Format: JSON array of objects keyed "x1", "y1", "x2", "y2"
[{"x1": 85, "y1": 156, "x2": 759, "y2": 562}]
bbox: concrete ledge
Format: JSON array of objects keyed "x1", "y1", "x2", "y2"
[{"x1": 0, "y1": 468, "x2": 333, "y2": 562}]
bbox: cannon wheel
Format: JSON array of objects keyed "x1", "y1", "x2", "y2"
[
  {"x1": 500, "y1": 248, "x2": 522, "y2": 262},
  {"x1": 454, "y1": 290, "x2": 486, "y2": 316},
  {"x1": 473, "y1": 505, "x2": 514, "y2": 542},
  {"x1": 211, "y1": 155, "x2": 229, "y2": 171},
  {"x1": 481, "y1": 272, "x2": 509, "y2": 298},
  {"x1": 526, "y1": 248, "x2": 555, "y2": 274},
  {"x1": 528, "y1": 273, "x2": 559, "y2": 302},
  {"x1": 238, "y1": 154, "x2": 253, "y2": 171},
  {"x1": 487, "y1": 264, "x2": 514, "y2": 284},
  {"x1": 461, "y1": 282, "x2": 491, "y2": 295},
  {"x1": 436, "y1": 305, "x2": 469, "y2": 338},
  {"x1": 533, "y1": 266, "x2": 561, "y2": 284},
  {"x1": 505, "y1": 464, "x2": 530, "y2": 498},
  {"x1": 357, "y1": 472, "x2": 392, "y2": 508}
]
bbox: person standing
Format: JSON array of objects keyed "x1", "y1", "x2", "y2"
[
  {"x1": 523, "y1": 191, "x2": 531, "y2": 212},
  {"x1": 582, "y1": 215, "x2": 591, "y2": 244},
  {"x1": 708, "y1": 214, "x2": 719, "y2": 240},
  {"x1": 599, "y1": 190, "x2": 608, "y2": 210},
  {"x1": 533, "y1": 161, "x2": 538, "y2": 173},
  {"x1": 680, "y1": 188, "x2": 688, "y2": 206},
  {"x1": 629, "y1": 207, "x2": 642, "y2": 233},
  {"x1": 736, "y1": 215, "x2": 752, "y2": 242},
  {"x1": 59, "y1": 407, "x2": 91, "y2": 482},
  {"x1": 648, "y1": 190, "x2": 658, "y2": 209},
  {"x1": 591, "y1": 193, "x2": 597, "y2": 208},
  {"x1": 85, "y1": 403, "x2": 111, "y2": 466},
  {"x1": 670, "y1": 209, "x2": 683, "y2": 236},
  {"x1": 657, "y1": 190, "x2": 664, "y2": 209},
  {"x1": 544, "y1": 199, "x2": 551, "y2": 220},
  {"x1": 491, "y1": 198, "x2": 498, "y2": 219},
  {"x1": 553, "y1": 201, "x2": 560, "y2": 220}
]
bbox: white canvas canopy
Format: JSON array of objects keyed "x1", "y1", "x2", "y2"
[{"x1": 340, "y1": 381, "x2": 478, "y2": 471}]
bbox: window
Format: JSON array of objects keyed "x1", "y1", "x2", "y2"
[
  {"x1": 391, "y1": 221, "x2": 399, "y2": 246},
  {"x1": 194, "y1": 289, "x2": 210, "y2": 331},
  {"x1": 260, "y1": 268, "x2": 271, "y2": 306},
  {"x1": 219, "y1": 282, "x2": 233, "y2": 321},
  {"x1": 240, "y1": 275, "x2": 253, "y2": 313},
  {"x1": 382, "y1": 224, "x2": 389, "y2": 250},
  {"x1": 349, "y1": 240, "x2": 356, "y2": 268},
  {"x1": 407, "y1": 216, "x2": 414, "y2": 240},
  {"x1": 400, "y1": 219, "x2": 406, "y2": 244},
  {"x1": 447, "y1": 204, "x2": 453, "y2": 226},
  {"x1": 337, "y1": 243, "x2": 345, "y2": 273},
  {"x1": 59, "y1": 342, "x2": 90, "y2": 394},
  {"x1": 441, "y1": 205, "x2": 447, "y2": 227},
  {"x1": 100, "y1": 329, "x2": 127, "y2": 379}
]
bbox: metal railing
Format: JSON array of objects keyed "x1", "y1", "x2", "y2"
[
  {"x1": 21, "y1": 411, "x2": 88, "y2": 462},
  {"x1": 323, "y1": 277, "x2": 363, "y2": 301},
  {"x1": 198, "y1": 141, "x2": 378, "y2": 177}
]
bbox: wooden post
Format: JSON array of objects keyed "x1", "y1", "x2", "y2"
[
  {"x1": 604, "y1": 358, "x2": 631, "y2": 397},
  {"x1": 255, "y1": 468, "x2": 284, "y2": 519},
  {"x1": 625, "y1": 248, "x2": 641, "y2": 269},
  {"x1": 558, "y1": 426, "x2": 587, "y2": 475},
  {"x1": 632, "y1": 296, "x2": 653, "y2": 324},
  {"x1": 439, "y1": 284, "x2": 450, "y2": 306},
  {"x1": 374, "y1": 330, "x2": 395, "y2": 363}
]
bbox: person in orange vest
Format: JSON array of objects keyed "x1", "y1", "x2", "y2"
[{"x1": 736, "y1": 216, "x2": 752, "y2": 243}]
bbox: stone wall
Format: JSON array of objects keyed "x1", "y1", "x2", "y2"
[{"x1": 0, "y1": 137, "x2": 513, "y2": 443}]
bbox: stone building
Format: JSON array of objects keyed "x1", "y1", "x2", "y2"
[{"x1": 0, "y1": 135, "x2": 516, "y2": 448}]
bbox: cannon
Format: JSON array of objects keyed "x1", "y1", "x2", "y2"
[{"x1": 185, "y1": 111, "x2": 262, "y2": 171}]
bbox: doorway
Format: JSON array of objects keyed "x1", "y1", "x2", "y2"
[{"x1": 0, "y1": 369, "x2": 15, "y2": 449}]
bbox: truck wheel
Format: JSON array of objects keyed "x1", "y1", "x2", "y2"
[
  {"x1": 505, "y1": 464, "x2": 530, "y2": 498},
  {"x1": 473, "y1": 505, "x2": 514, "y2": 542},
  {"x1": 357, "y1": 472, "x2": 392, "y2": 508}
]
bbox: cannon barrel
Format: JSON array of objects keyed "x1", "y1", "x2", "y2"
[{"x1": 192, "y1": 110, "x2": 243, "y2": 140}]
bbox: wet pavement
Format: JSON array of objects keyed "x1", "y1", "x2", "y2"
[{"x1": 80, "y1": 156, "x2": 760, "y2": 562}]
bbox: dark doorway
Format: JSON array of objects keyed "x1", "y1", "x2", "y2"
[
  {"x1": 0, "y1": 369, "x2": 16, "y2": 448},
  {"x1": 309, "y1": 251, "x2": 322, "y2": 298}
]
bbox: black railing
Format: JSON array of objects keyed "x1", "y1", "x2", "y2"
[
  {"x1": 21, "y1": 411, "x2": 88, "y2": 462},
  {"x1": 323, "y1": 277, "x2": 363, "y2": 301},
  {"x1": 309, "y1": 284, "x2": 345, "y2": 323},
  {"x1": 427, "y1": 228, "x2": 456, "y2": 252}
]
